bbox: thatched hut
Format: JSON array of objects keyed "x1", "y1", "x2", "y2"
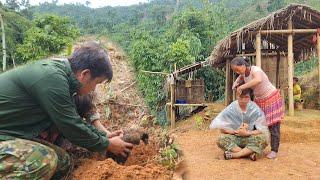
[
  {"x1": 208, "y1": 3, "x2": 320, "y2": 116},
  {"x1": 168, "y1": 4, "x2": 320, "y2": 128}
]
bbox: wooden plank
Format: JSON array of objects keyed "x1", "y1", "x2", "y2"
[
  {"x1": 256, "y1": 32, "x2": 262, "y2": 67},
  {"x1": 288, "y1": 20, "x2": 294, "y2": 116}
]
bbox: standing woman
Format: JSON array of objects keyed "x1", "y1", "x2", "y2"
[{"x1": 231, "y1": 57, "x2": 284, "y2": 159}]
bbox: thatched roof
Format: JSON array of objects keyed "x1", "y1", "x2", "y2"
[{"x1": 209, "y1": 4, "x2": 320, "y2": 66}]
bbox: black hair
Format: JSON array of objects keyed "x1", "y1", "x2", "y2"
[
  {"x1": 68, "y1": 41, "x2": 113, "y2": 82},
  {"x1": 240, "y1": 88, "x2": 252, "y2": 97},
  {"x1": 231, "y1": 57, "x2": 250, "y2": 67},
  {"x1": 74, "y1": 94, "x2": 94, "y2": 118},
  {"x1": 293, "y1": 77, "x2": 299, "y2": 82}
]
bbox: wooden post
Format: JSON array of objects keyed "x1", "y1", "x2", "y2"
[
  {"x1": 317, "y1": 33, "x2": 320, "y2": 100},
  {"x1": 170, "y1": 75, "x2": 176, "y2": 129},
  {"x1": 232, "y1": 72, "x2": 236, "y2": 101},
  {"x1": 276, "y1": 50, "x2": 281, "y2": 88},
  {"x1": 288, "y1": 20, "x2": 294, "y2": 116},
  {"x1": 225, "y1": 59, "x2": 231, "y2": 106},
  {"x1": 256, "y1": 32, "x2": 262, "y2": 67}
]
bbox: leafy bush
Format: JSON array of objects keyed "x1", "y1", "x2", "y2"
[
  {"x1": 16, "y1": 14, "x2": 79, "y2": 61},
  {"x1": 294, "y1": 57, "x2": 317, "y2": 77}
]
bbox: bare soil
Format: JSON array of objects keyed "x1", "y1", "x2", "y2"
[
  {"x1": 72, "y1": 158, "x2": 170, "y2": 180},
  {"x1": 175, "y1": 104, "x2": 320, "y2": 179}
]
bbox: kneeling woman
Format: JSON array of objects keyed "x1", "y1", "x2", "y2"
[{"x1": 210, "y1": 89, "x2": 269, "y2": 161}]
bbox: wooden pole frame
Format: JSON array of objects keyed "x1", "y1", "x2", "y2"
[
  {"x1": 260, "y1": 29, "x2": 317, "y2": 35},
  {"x1": 288, "y1": 20, "x2": 294, "y2": 116},
  {"x1": 256, "y1": 32, "x2": 262, "y2": 67}
]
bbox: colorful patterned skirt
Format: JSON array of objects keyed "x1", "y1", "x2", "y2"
[{"x1": 254, "y1": 90, "x2": 284, "y2": 126}]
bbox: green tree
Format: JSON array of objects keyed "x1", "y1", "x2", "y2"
[
  {"x1": 16, "y1": 15, "x2": 79, "y2": 61},
  {"x1": 166, "y1": 38, "x2": 195, "y2": 69},
  {"x1": 5, "y1": 0, "x2": 19, "y2": 11},
  {"x1": 267, "y1": 0, "x2": 285, "y2": 12}
]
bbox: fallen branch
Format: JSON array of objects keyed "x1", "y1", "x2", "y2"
[
  {"x1": 106, "y1": 101, "x2": 148, "y2": 108},
  {"x1": 120, "y1": 81, "x2": 136, "y2": 92},
  {"x1": 140, "y1": 70, "x2": 169, "y2": 76}
]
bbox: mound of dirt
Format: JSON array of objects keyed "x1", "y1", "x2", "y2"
[
  {"x1": 125, "y1": 140, "x2": 159, "y2": 166},
  {"x1": 72, "y1": 158, "x2": 170, "y2": 180}
]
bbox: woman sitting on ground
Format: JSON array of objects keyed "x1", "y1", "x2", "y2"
[{"x1": 210, "y1": 89, "x2": 269, "y2": 161}]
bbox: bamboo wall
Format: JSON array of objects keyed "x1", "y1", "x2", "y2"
[
  {"x1": 175, "y1": 79, "x2": 205, "y2": 104},
  {"x1": 261, "y1": 54, "x2": 288, "y2": 89}
]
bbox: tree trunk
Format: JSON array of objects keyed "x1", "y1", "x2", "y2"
[{"x1": 0, "y1": 14, "x2": 6, "y2": 72}]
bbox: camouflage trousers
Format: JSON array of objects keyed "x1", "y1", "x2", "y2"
[
  {"x1": 0, "y1": 138, "x2": 72, "y2": 180},
  {"x1": 217, "y1": 134, "x2": 268, "y2": 155}
]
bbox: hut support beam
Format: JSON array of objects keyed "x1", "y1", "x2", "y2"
[
  {"x1": 169, "y1": 75, "x2": 176, "y2": 129},
  {"x1": 256, "y1": 33, "x2": 262, "y2": 67},
  {"x1": 276, "y1": 50, "x2": 281, "y2": 88},
  {"x1": 288, "y1": 20, "x2": 294, "y2": 116},
  {"x1": 317, "y1": 33, "x2": 320, "y2": 100},
  {"x1": 225, "y1": 59, "x2": 232, "y2": 106},
  {"x1": 260, "y1": 29, "x2": 318, "y2": 35}
]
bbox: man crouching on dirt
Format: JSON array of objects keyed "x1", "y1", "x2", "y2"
[
  {"x1": 209, "y1": 89, "x2": 269, "y2": 161},
  {"x1": 0, "y1": 42, "x2": 133, "y2": 179}
]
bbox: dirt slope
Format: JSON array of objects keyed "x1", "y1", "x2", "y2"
[{"x1": 71, "y1": 36, "x2": 170, "y2": 179}]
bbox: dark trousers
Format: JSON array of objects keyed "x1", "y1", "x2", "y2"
[{"x1": 268, "y1": 122, "x2": 281, "y2": 152}]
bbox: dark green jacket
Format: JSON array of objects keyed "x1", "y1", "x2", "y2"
[{"x1": 0, "y1": 59, "x2": 109, "y2": 152}]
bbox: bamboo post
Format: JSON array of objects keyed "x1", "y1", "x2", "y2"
[
  {"x1": 225, "y1": 59, "x2": 230, "y2": 106},
  {"x1": 225, "y1": 59, "x2": 233, "y2": 105},
  {"x1": 0, "y1": 14, "x2": 6, "y2": 72},
  {"x1": 288, "y1": 20, "x2": 294, "y2": 116},
  {"x1": 232, "y1": 72, "x2": 236, "y2": 101},
  {"x1": 256, "y1": 32, "x2": 262, "y2": 67},
  {"x1": 170, "y1": 75, "x2": 176, "y2": 129},
  {"x1": 276, "y1": 50, "x2": 281, "y2": 88},
  {"x1": 317, "y1": 33, "x2": 320, "y2": 100}
]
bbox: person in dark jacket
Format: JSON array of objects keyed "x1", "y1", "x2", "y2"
[{"x1": 0, "y1": 42, "x2": 133, "y2": 179}]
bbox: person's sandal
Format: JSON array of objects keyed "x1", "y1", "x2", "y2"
[
  {"x1": 267, "y1": 151, "x2": 277, "y2": 159},
  {"x1": 249, "y1": 153, "x2": 257, "y2": 161},
  {"x1": 224, "y1": 151, "x2": 233, "y2": 160}
]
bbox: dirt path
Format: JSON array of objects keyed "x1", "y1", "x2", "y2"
[{"x1": 175, "y1": 105, "x2": 320, "y2": 179}]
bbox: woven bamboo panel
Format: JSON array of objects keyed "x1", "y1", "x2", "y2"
[
  {"x1": 176, "y1": 79, "x2": 205, "y2": 104},
  {"x1": 261, "y1": 55, "x2": 288, "y2": 89}
]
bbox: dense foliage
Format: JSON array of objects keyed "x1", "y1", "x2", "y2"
[
  {"x1": 0, "y1": 3, "x2": 79, "y2": 68},
  {"x1": 16, "y1": 15, "x2": 79, "y2": 61},
  {"x1": 0, "y1": 5, "x2": 31, "y2": 67}
]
